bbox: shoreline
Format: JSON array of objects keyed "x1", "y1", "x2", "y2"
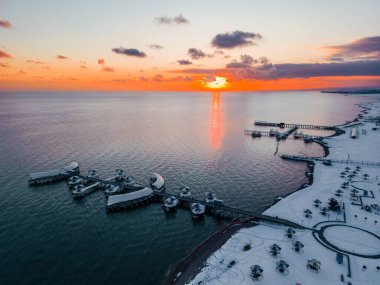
[
  {"x1": 162, "y1": 102, "x2": 373, "y2": 285},
  {"x1": 162, "y1": 218, "x2": 258, "y2": 285}
]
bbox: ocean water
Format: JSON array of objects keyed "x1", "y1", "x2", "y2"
[{"x1": 0, "y1": 91, "x2": 374, "y2": 285}]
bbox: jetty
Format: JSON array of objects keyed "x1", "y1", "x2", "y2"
[
  {"x1": 28, "y1": 161, "x2": 79, "y2": 186},
  {"x1": 244, "y1": 129, "x2": 323, "y2": 140},
  {"x1": 254, "y1": 120, "x2": 336, "y2": 130},
  {"x1": 153, "y1": 192, "x2": 310, "y2": 230},
  {"x1": 72, "y1": 176, "x2": 116, "y2": 198},
  {"x1": 28, "y1": 165, "x2": 310, "y2": 229},
  {"x1": 281, "y1": 154, "x2": 380, "y2": 166},
  {"x1": 107, "y1": 187, "x2": 155, "y2": 212}
]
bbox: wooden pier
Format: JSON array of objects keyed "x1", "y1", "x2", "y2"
[
  {"x1": 28, "y1": 161, "x2": 79, "y2": 186},
  {"x1": 68, "y1": 174, "x2": 144, "y2": 192},
  {"x1": 254, "y1": 120, "x2": 336, "y2": 130},
  {"x1": 281, "y1": 154, "x2": 380, "y2": 166},
  {"x1": 153, "y1": 192, "x2": 311, "y2": 230},
  {"x1": 244, "y1": 129, "x2": 323, "y2": 140}
]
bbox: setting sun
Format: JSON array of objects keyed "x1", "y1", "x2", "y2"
[{"x1": 203, "y1": 76, "x2": 228, "y2": 89}]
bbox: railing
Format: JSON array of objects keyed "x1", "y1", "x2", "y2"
[
  {"x1": 154, "y1": 192, "x2": 311, "y2": 230},
  {"x1": 281, "y1": 154, "x2": 380, "y2": 166},
  {"x1": 254, "y1": 121, "x2": 336, "y2": 130}
]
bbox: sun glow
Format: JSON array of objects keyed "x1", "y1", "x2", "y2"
[{"x1": 203, "y1": 76, "x2": 228, "y2": 89}]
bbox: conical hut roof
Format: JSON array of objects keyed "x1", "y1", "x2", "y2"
[
  {"x1": 251, "y1": 265, "x2": 263, "y2": 273},
  {"x1": 293, "y1": 241, "x2": 304, "y2": 248},
  {"x1": 270, "y1": 244, "x2": 281, "y2": 251},
  {"x1": 308, "y1": 258, "x2": 321, "y2": 267},
  {"x1": 304, "y1": 209, "x2": 313, "y2": 214},
  {"x1": 276, "y1": 260, "x2": 289, "y2": 268},
  {"x1": 286, "y1": 228, "x2": 296, "y2": 234}
]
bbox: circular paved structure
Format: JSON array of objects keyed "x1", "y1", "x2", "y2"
[{"x1": 316, "y1": 224, "x2": 380, "y2": 259}]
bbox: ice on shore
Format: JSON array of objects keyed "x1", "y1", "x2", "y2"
[{"x1": 187, "y1": 101, "x2": 380, "y2": 285}]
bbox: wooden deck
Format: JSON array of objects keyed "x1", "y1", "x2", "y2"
[
  {"x1": 154, "y1": 192, "x2": 312, "y2": 230},
  {"x1": 254, "y1": 120, "x2": 336, "y2": 130},
  {"x1": 281, "y1": 154, "x2": 380, "y2": 166}
]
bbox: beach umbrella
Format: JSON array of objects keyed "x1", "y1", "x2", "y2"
[
  {"x1": 351, "y1": 189, "x2": 359, "y2": 193},
  {"x1": 270, "y1": 244, "x2": 282, "y2": 251},
  {"x1": 276, "y1": 260, "x2": 289, "y2": 273},
  {"x1": 340, "y1": 172, "x2": 346, "y2": 175},
  {"x1": 313, "y1": 199, "x2": 322, "y2": 205},
  {"x1": 286, "y1": 228, "x2": 296, "y2": 238},
  {"x1": 336, "y1": 189, "x2": 344, "y2": 194},
  {"x1": 307, "y1": 259, "x2": 321, "y2": 272},
  {"x1": 250, "y1": 265, "x2": 264, "y2": 280},
  {"x1": 320, "y1": 207, "x2": 329, "y2": 215},
  {"x1": 363, "y1": 173, "x2": 369, "y2": 177},
  {"x1": 293, "y1": 241, "x2": 304, "y2": 252},
  {"x1": 304, "y1": 209, "x2": 313, "y2": 215},
  {"x1": 345, "y1": 167, "x2": 350, "y2": 171},
  {"x1": 304, "y1": 209, "x2": 313, "y2": 217},
  {"x1": 251, "y1": 265, "x2": 263, "y2": 273},
  {"x1": 286, "y1": 228, "x2": 296, "y2": 234}
]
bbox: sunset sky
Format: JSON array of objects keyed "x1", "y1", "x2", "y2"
[{"x1": 0, "y1": 0, "x2": 379, "y2": 91}]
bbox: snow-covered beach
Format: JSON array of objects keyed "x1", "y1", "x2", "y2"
[{"x1": 185, "y1": 101, "x2": 380, "y2": 285}]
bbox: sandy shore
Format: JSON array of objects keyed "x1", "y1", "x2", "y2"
[{"x1": 163, "y1": 218, "x2": 258, "y2": 285}]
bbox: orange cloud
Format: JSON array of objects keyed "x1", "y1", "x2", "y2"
[{"x1": 102, "y1": 66, "x2": 114, "y2": 72}]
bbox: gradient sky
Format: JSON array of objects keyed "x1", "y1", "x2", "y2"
[{"x1": 0, "y1": 0, "x2": 379, "y2": 91}]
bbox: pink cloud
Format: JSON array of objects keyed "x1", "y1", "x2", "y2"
[{"x1": 0, "y1": 20, "x2": 12, "y2": 29}]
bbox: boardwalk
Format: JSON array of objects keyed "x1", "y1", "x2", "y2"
[
  {"x1": 154, "y1": 192, "x2": 311, "y2": 230},
  {"x1": 67, "y1": 174, "x2": 145, "y2": 191},
  {"x1": 244, "y1": 129, "x2": 323, "y2": 140},
  {"x1": 281, "y1": 154, "x2": 380, "y2": 166},
  {"x1": 254, "y1": 120, "x2": 336, "y2": 130}
]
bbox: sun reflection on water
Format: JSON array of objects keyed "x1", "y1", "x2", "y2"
[{"x1": 210, "y1": 91, "x2": 222, "y2": 150}]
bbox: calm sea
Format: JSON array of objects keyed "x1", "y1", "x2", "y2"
[{"x1": 0, "y1": 91, "x2": 375, "y2": 285}]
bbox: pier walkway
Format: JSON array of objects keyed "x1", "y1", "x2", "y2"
[
  {"x1": 68, "y1": 174, "x2": 144, "y2": 191},
  {"x1": 154, "y1": 192, "x2": 312, "y2": 230},
  {"x1": 283, "y1": 125, "x2": 298, "y2": 136},
  {"x1": 281, "y1": 154, "x2": 380, "y2": 166},
  {"x1": 254, "y1": 120, "x2": 336, "y2": 130},
  {"x1": 28, "y1": 161, "x2": 79, "y2": 186},
  {"x1": 244, "y1": 129, "x2": 322, "y2": 140}
]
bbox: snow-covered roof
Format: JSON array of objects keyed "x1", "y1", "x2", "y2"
[
  {"x1": 107, "y1": 187, "x2": 153, "y2": 206},
  {"x1": 63, "y1": 161, "x2": 79, "y2": 172},
  {"x1": 151, "y1": 173, "x2": 165, "y2": 189},
  {"x1": 30, "y1": 161, "x2": 78, "y2": 180}
]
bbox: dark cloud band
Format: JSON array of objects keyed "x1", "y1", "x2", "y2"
[
  {"x1": 211, "y1": 31, "x2": 262, "y2": 49},
  {"x1": 112, "y1": 47, "x2": 147, "y2": 58}
]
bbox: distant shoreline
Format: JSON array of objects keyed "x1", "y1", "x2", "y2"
[{"x1": 321, "y1": 88, "x2": 380, "y2": 95}]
